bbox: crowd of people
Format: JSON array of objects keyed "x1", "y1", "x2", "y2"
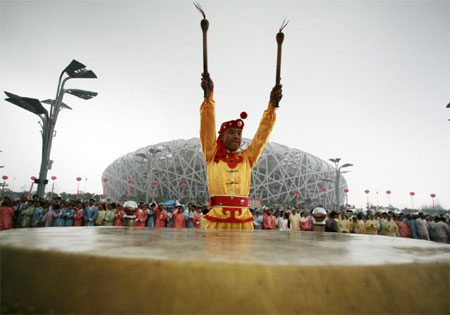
[{"x1": 0, "y1": 194, "x2": 449, "y2": 243}]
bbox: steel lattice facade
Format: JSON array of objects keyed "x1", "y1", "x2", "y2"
[{"x1": 101, "y1": 138, "x2": 347, "y2": 207}]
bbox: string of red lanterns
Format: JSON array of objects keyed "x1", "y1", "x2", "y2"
[
  {"x1": 127, "y1": 179, "x2": 133, "y2": 200},
  {"x1": 180, "y1": 183, "x2": 187, "y2": 200},
  {"x1": 102, "y1": 178, "x2": 108, "y2": 200},
  {"x1": 1, "y1": 175, "x2": 8, "y2": 196},
  {"x1": 294, "y1": 190, "x2": 300, "y2": 208},
  {"x1": 50, "y1": 176, "x2": 57, "y2": 201},
  {"x1": 344, "y1": 188, "x2": 349, "y2": 212},
  {"x1": 152, "y1": 181, "x2": 158, "y2": 203},
  {"x1": 321, "y1": 187, "x2": 327, "y2": 208}
]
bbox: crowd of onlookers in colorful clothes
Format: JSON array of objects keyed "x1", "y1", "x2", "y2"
[{"x1": 0, "y1": 194, "x2": 449, "y2": 243}]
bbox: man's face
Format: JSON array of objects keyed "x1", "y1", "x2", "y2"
[{"x1": 221, "y1": 128, "x2": 242, "y2": 152}]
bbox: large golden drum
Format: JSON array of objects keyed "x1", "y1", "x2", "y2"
[{"x1": 1, "y1": 227, "x2": 449, "y2": 314}]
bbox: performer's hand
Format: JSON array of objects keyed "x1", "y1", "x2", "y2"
[
  {"x1": 270, "y1": 84, "x2": 283, "y2": 105},
  {"x1": 201, "y1": 72, "x2": 214, "y2": 98}
]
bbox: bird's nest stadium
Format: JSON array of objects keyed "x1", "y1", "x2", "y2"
[{"x1": 101, "y1": 138, "x2": 347, "y2": 208}]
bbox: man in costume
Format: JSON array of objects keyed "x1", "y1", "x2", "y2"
[{"x1": 200, "y1": 73, "x2": 282, "y2": 230}]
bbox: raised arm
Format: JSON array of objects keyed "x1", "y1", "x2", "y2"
[
  {"x1": 200, "y1": 73, "x2": 217, "y2": 162},
  {"x1": 246, "y1": 84, "x2": 282, "y2": 167}
]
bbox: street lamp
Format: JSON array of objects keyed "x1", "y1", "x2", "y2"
[
  {"x1": 329, "y1": 158, "x2": 353, "y2": 209},
  {"x1": 4, "y1": 60, "x2": 97, "y2": 198}
]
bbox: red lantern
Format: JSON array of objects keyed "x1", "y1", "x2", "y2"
[
  {"x1": 409, "y1": 192, "x2": 415, "y2": 196},
  {"x1": 344, "y1": 188, "x2": 349, "y2": 193},
  {"x1": 31, "y1": 176, "x2": 36, "y2": 180},
  {"x1": 51, "y1": 176, "x2": 57, "y2": 180},
  {"x1": 76, "y1": 177, "x2": 82, "y2": 182},
  {"x1": 128, "y1": 179, "x2": 133, "y2": 184},
  {"x1": 181, "y1": 183, "x2": 186, "y2": 188},
  {"x1": 152, "y1": 181, "x2": 157, "y2": 186},
  {"x1": 321, "y1": 187, "x2": 327, "y2": 192},
  {"x1": 386, "y1": 190, "x2": 391, "y2": 195},
  {"x1": 295, "y1": 190, "x2": 300, "y2": 195},
  {"x1": 2, "y1": 175, "x2": 8, "y2": 180},
  {"x1": 103, "y1": 178, "x2": 108, "y2": 183},
  {"x1": 364, "y1": 190, "x2": 370, "y2": 194},
  {"x1": 430, "y1": 194, "x2": 436, "y2": 198}
]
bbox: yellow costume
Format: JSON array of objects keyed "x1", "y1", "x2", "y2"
[{"x1": 200, "y1": 92, "x2": 276, "y2": 230}]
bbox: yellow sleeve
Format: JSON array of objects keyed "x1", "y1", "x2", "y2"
[
  {"x1": 200, "y1": 92, "x2": 217, "y2": 162},
  {"x1": 246, "y1": 101, "x2": 277, "y2": 168}
]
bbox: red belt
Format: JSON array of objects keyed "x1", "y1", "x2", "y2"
[{"x1": 209, "y1": 196, "x2": 249, "y2": 208}]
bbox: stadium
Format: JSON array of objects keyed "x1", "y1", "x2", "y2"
[{"x1": 101, "y1": 138, "x2": 348, "y2": 208}]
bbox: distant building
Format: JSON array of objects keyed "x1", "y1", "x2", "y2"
[{"x1": 102, "y1": 138, "x2": 347, "y2": 207}]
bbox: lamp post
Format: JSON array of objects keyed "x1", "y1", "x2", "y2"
[
  {"x1": 4, "y1": 60, "x2": 97, "y2": 198},
  {"x1": 344, "y1": 188, "x2": 349, "y2": 212},
  {"x1": 152, "y1": 181, "x2": 158, "y2": 203},
  {"x1": 321, "y1": 187, "x2": 327, "y2": 208},
  {"x1": 386, "y1": 190, "x2": 391, "y2": 207},
  {"x1": 1, "y1": 175, "x2": 7, "y2": 196},
  {"x1": 409, "y1": 192, "x2": 415, "y2": 210},
  {"x1": 127, "y1": 180, "x2": 133, "y2": 200},
  {"x1": 50, "y1": 176, "x2": 57, "y2": 201},
  {"x1": 180, "y1": 183, "x2": 187, "y2": 200},
  {"x1": 102, "y1": 178, "x2": 108, "y2": 201},
  {"x1": 294, "y1": 190, "x2": 300, "y2": 208},
  {"x1": 76, "y1": 177, "x2": 82, "y2": 200},
  {"x1": 364, "y1": 189, "x2": 370, "y2": 210},
  {"x1": 328, "y1": 158, "x2": 353, "y2": 209},
  {"x1": 28, "y1": 176, "x2": 37, "y2": 199},
  {"x1": 430, "y1": 194, "x2": 436, "y2": 213}
]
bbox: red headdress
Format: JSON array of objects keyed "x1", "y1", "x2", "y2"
[{"x1": 214, "y1": 112, "x2": 247, "y2": 168}]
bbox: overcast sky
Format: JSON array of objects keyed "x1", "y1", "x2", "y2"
[{"x1": 1, "y1": 0, "x2": 449, "y2": 209}]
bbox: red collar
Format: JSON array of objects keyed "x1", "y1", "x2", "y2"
[{"x1": 214, "y1": 137, "x2": 243, "y2": 169}]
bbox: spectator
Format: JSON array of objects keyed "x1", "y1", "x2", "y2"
[
  {"x1": 41, "y1": 202, "x2": 54, "y2": 227},
  {"x1": 289, "y1": 209, "x2": 300, "y2": 231},
  {"x1": 146, "y1": 203, "x2": 156, "y2": 228},
  {"x1": 155, "y1": 204, "x2": 168, "y2": 228},
  {"x1": 278, "y1": 212, "x2": 290, "y2": 231},
  {"x1": 96, "y1": 203, "x2": 106, "y2": 226},
  {"x1": 365, "y1": 213, "x2": 380, "y2": 235},
  {"x1": 52, "y1": 204, "x2": 65, "y2": 227},
  {"x1": 135, "y1": 203, "x2": 148, "y2": 227},
  {"x1": 173, "y1": 206, "x2": 186, "y2": 228},
  {"x1": 0, "y1": 199, "x2": 15, "y2": 230},
  {"x1": 434, "y1": 217, "x2": 449, "y2": 243},
  {"x1": 338, "y1": 213, "x2": 351, "y2": 233},
  {"x1": 14, "y1": 194, "x2": 28, "y2": 228},
  {"x1": 383, "y1": 215, "x2": 399, "y2": 237},
  {"x1": 300, "y1": 211, "x2": 312, "y2": 231},
  {"x1": 103, "y1": 203, "x2": 115, "y2": 226},
  {"x1": 325, "y1": 211, "x2": 339, "y2": 232},
  {"x1": 263, "y1": 209, "x2": 275, "y2": 230},
  {"x1": 416, "y1": 212, "x2": 430, "y2": 240},
  {"x1": 193, "y1": 207, "x2": 202, "y2": 228},
  {"x1": 395, "y1": 214, "x2": 410, "y2": 238},
  {"x1": 31, "y1": 200, "x2": 44, "y2": 227},
  {"x1": 20, "y1": 200, "x2": 36, "y2": 228},
  {"x1": 403, "y1": 214, "x2": 419, "y2": 239},
  {"x1": 74, "y1": 202, "x2": 84, "y2": 226},
  {"x1": 113, "y1": 204, "x2": 125, "y2": 226},
  {"x1": 253, "y1": 209, "x2": 263, "y2": 230},
  {"x1": 63, "y1": 202, "x2": 75, "y2": 226},
  {"x1": 84, "y1": 199, "x2": 98, "y2": 226}
]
